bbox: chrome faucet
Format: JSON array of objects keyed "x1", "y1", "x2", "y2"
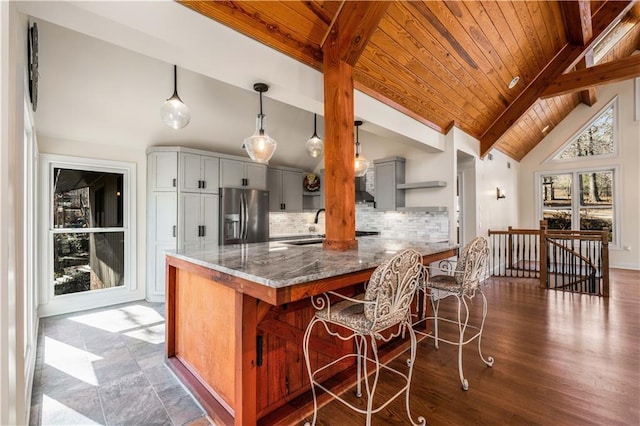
[{"x1": 314, "y1": 208, "x2": 325, "y2": 224}]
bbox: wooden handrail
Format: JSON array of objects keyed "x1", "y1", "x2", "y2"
[{"x1": 487, "y1": 220, "x2": 609, "y2": 296}]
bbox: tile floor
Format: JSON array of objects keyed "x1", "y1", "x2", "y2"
[{"x1": 29, "y1": 301, "x2": 213, "y2": 426}]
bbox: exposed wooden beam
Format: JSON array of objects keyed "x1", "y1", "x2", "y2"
[
  {"x1": 576, "y1": 52, "x2": 598, "y2": 106},
  {"x1": 178, "y1": 0, "x2": 324, "y2": 70},
  {"x1": 561, "y1": 0, "x2": 597, "y2": 105},
  {"x1": 480, "y1": 0, "x2": 633, "y2": 158},
  {"x1": 560, "y1": 0, "x2": 592, "y2": 45},
  {"x1": 541, "y1": 54, "x2": 640, "y2": 98},
  {"x1": 322, "y1": 1, "x2": 390, "y2": 66}
]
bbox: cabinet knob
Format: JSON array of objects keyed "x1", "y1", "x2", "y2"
[{"x1": 172, "y1": 178, "x2": 177, "y2": 187}]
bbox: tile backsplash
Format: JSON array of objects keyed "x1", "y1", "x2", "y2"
[{"x1": 269, "y1": 205, "x2": 449, "y2": 242}]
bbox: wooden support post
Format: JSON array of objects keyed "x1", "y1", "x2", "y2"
[
  {"x1": 322, "y1": 22, "x2": 357, "y2": 251},
  {"x1": 539, "y1": 220, "x2": 548, "y2": 289},
  {"x1": 601, "y1": 229, "x2": 610, "y2": 297},
  {"x1": 507, "y1": 226, "x2": 513, "y2": 269}
]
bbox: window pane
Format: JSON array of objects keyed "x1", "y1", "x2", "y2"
[
  {"x1": 543, "y1": 209, "x2": 572, "y2": 230},
  {"x1": 555, "y1": 105, "x2": 614, "y2": 159},
  {"x1": 579, "y1": 171, "x2": 613, "y2": 241},
  {"x1": 53, "y1": 168, "x2": 124, "y2": 228},
  {"x1": 542, "y1": 174, "x2": 573, "y2": 229},
  {"x1": 53, "y1": 232, "x2": 125, "y2": 295}
]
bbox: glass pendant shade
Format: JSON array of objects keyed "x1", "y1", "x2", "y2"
[
  {"x1": 244, "y1": 83, "x2": 277, "y2": 164},
  {"x1": 354, "y1": 120, "x2": 369, "y2": 176},
  {"x1": 243, "y1": 114, "x2": 277, "y2": 164},
  {"x1": 305, "y1": 114, "x2": 324, "y2": 158},
  {"x1": 354, "y1": 154, "x2": 370, "y2": 177},
  {"x1": 160, "y1": 65, "x2": 190, "y2": 130}
]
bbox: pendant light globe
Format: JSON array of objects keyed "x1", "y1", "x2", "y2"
[
  {"x1": 160, "y1": 65, "x2": 190, "y2": 130},
  {"x1": 243, "y1": 83, "x2": 277, "y2": 164},
  {"x1": 354, "y1": 120, "x2": 369, "y2": 177},
  {"x1": 305, "y1": 114, "x2": 324, "y2": 158}
]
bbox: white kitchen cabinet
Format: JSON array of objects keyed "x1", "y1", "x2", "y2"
[
  {"x1": 147, "y1": 151, "x2": 178, "y2": 191},
  {"x1": 147, "y1": 146, "x2": 224, "y2": 302},
  {"x1": 178, "y1": 192, "x2": 219, "y2": 251},
  {"x1": 146, "y1": 191, "x2": 177, "y2": 301},
  {"x1": 220, "y1": 158, "x2": 267, "y2": 190},
  {"x1": 179, "y1": 153, "x2": 219, "y2": 193},
  {"x1": 267, "y1": 167, "x2": 303, "y2": 212}
]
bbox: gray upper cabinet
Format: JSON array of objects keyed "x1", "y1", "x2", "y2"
[
  {"x1": 373, "y1": 156, "x2": 447, "y2": 212},
  {"x1": 179, "y1": 153, "x2": 219, "y2": 193},
  {"x1": 374, "y1": 157, "x2": 405, "y2": 211},
  {"x1": 268, "y1": 167, "x2": 303, "y2": 212},
  {"x1": 220, "y1": 158, "x2": 267, "y2": 190}
]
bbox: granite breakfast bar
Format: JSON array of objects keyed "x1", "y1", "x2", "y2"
[{"x1": 164, "y1": 237, "x2": 458, "y2": 426}]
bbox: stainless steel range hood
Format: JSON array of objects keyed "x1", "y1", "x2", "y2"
[{"x1": 355, "y1": 176, "x2": 375, "y2": 203}]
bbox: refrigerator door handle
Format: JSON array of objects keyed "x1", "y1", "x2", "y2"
[
  {"x1": 239, "y1": 192, "x2": 245, "y2": 242},
  {"x1": 242, "y1": 192, "x2": 249, "y2": 240}
]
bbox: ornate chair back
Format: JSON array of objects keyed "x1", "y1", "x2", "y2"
[
  {"x1": 453, "y1": 236, "x2": 490, "y2": 296},
  {"x1": 364, "y1": 249, "x2": 423, "y2": 331}
]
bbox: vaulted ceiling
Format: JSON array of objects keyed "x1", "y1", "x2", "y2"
[{"x1": 179, "y1": 0, "x2": 640, "y2": 161}]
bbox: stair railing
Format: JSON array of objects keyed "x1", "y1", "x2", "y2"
[{"x1": 488, "y1": 221, "x2": 609, "y2": 296}]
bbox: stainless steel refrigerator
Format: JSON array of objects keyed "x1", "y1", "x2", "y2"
[{"x1": 220, "y1": 188, "x2": 269, "y2": 245}]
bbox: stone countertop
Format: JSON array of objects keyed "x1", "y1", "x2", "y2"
[{"x1": 166, "y1": 237, "x2": 457, "y2": 289}]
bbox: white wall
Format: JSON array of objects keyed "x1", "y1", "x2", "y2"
[
  {"x1": 0, "y1": 4, "x2": 35, "y2": 425},
  {"x1": 519, "y1": 79, "x2": 640, "y2": 270},
  {"x1": 454, "y1": 127, "x2": 520, "y2": 245}
]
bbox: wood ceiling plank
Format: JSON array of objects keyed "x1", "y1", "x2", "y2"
[
  {"x1": 412, "y1": 1, "x2": 513, "y2": 106},
  {"x1": 365, "y1": 29, "x2": 492, "y2": 130},
  {"x1": 479, "y1": 2, "x2": 537, "y2": 86},
  {"x1": 511, "y1": 1, "x2": 552, "y2": 70},
  {"x1": 446, "y1": 1, "x2": 523, "y2": 106},
  {"x1": 526, "y1": 1, "x2": 561, "y2": 62},
  {"x1": 359, "y1": 46, "x2": 485, "y2": 135},
  {"x1": 354, "y1": 55, "x2": 455, "y2": 132},
  {"x1": 353, "y1": 78, "x2": 444, "y2": 133},
  {"x1": 385, "y1": 4, "x2": 504, "y2": 113},
  {"x1": 544, "y1": 1, "x2": 569, "y2": 52},
  {"x1": 328, "y1": 1, "x2": 390, "y2": 66},
  {"x1": 496, "y1": 1, "x2": 546, "y2": 72},
  {"x1": 480, "y1": 0, "x2": 633, "y2": 158},
  {"x1": 541, "y1": 54, "x2": 640, "y2": 98}
]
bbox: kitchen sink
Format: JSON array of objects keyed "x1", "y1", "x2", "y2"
[{"x1": 283, "y1": 238, "x2": 324, "y2": 246}]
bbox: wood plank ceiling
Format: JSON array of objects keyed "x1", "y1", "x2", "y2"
[{"x1": 179, "y1": 1, "x2": 640, "y2": 161}]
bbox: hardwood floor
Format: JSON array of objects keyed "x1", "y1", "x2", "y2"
[{"x1": 303, "y1": 268, "x2": 639, "y2": 425}]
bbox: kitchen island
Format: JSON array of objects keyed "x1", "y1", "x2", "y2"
[{"x1": 165, "y1": 237, "x2": 457, "y2": 425}]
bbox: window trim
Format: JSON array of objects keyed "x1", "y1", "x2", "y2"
[
  {"x1": 545, "y1": 96, "x2": 618, "y2": 163},
  {"x1": 39, "y1": 154, "x2": 137, "y2": 316},
  {"x1": 535, "y1": 165, "x2": 620, "y2": 248}
]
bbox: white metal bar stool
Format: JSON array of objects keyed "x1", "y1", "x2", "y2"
[
  {"x1": 302, "y1": 249, "x2": 426, "y2": 426},
  {"x1": 416, "y1": 236, "x2": 494, "y2": 390}
]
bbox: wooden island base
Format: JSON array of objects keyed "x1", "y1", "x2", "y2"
[{"x1": 165, "y1": 248, "x2": 456, "y2": 425}]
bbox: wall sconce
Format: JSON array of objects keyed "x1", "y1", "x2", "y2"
[{"x1": 496, "y1": 187, "x2": 506, "y2": 200}]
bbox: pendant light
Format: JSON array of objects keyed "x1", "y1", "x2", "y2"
[
  {"x1": 160, "y1": 65, "x2": 190, "y2": 130},
  {"x1": 354, "y1": 120, "x2": 369, "y2": 177},
  {"x1": 305, "y1": 113, "x2": 324, "y2": 158},
  {"x1": 243, "y1": 83, "x2": 277, "y2": 164}
]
